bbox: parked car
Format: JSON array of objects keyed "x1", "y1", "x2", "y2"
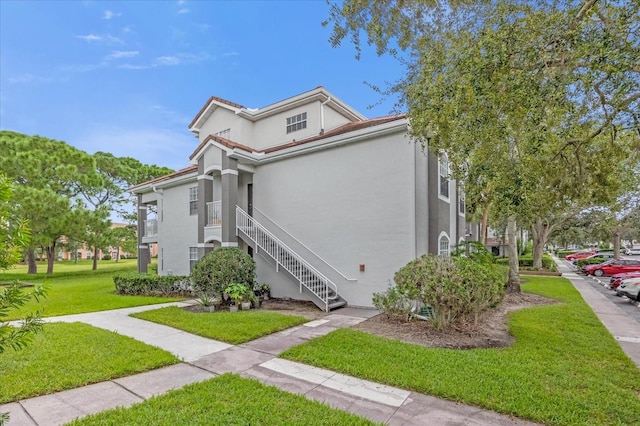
[
  {"x1": 577, "y1": 252, "x2": 615, "y2": 266},
  {"x1": 583, "y1": 259, "x2": 640, "y2": 277},
  {"x1": 624, "y1": 247, "x2": 640, "y2": 256},
  {"x1": 565, "y1": 250, "x2": 595, "y2": 262},
  {"x1": 616, "y1": 279, "x2": 640, "y2": 301},
  {"x1": 610, "y1": 271, "x2": 640, "y2": 290}
]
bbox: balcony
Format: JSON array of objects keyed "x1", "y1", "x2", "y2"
[
  {"x1": 144, "y1": 219, "x2": 158, "y2": 237},
  {"x1": 204, "y1": 201, "x2": 222, "y2": 243},
  {"x1": 207, "y1": 201, "x2": 222, "y2": 226}
]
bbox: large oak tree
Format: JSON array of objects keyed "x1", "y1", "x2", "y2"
[{"x1": 325, "y1": 0, "x2": 640, "y2": 291}]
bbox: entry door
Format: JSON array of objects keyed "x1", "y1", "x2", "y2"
[{"x1": 247, "y1": 183, "x2": 253, "y2": 216}]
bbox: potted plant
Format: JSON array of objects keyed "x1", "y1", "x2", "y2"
[
  {"x1": 196, "y1": 292, "x2": 218, "y2": 312},
  {"x1": 225, "y1": 283, "x2": 251, "y2": 312},
  {"x1": 257, "y1": 283, "x2": 271, "y2": 300}
]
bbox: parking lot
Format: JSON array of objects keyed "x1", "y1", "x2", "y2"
[{"x1": 563, "y1": 259, "x2": 640, "y2": 324}]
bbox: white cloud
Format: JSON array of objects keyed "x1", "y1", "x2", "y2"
[
  {"x1": 103, "y1": 10, "x2": 121, "y2": 20},
  {"x1": 122, "y1": 26, "x2": 132, "y2": 33},
  {"x1": 106, "y1": 51, "x2": 140, "y2": 60},
  {"x1": 74, "y1": 127, "x2": 194, "y2": 170},
  {"x1": 8, "y1": 73, "x2": 66, "y2": 84},
  {"x1": 177, "y1": 8, "x2": 190, "y2": 14},
  {"x1": 177, "y1": 0, "x2": 186, "y2": 4},
  {"x1": 76, "y1": 34, "x2": 102, "y2": 42},
  {"x1": 75, "y1": 33, "x2": 123, "y2": 44},
  {"x1": 155, "y1": 56, "x2": 181, "y2": 66},
  {"x1": 223, "y1": 51, "x2": 239, "y2": 57}
]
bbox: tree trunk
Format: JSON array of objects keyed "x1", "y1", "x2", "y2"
[
  {"x1": 612, "y1": 229, "x2": 621, "y2": 259},
  {"x1": 480, "y1": 205, "x2": 489, "y2": 245},
  {"x1": 46, "y1": 242, "x2": 56, "y2": 275},
  {"x1": 93, "y1": 247, "x2": 99, "y2": 270},
  {"x1": 505, "y1": 214, "x2": 521, "y2": 293},
  {"x1": 27, "y1": 249, "x2": 37, "y2": 274},
  {"x1": 115, "y1": 246, "x2": 120, "y2": 263},
  {"x1": 531, "y1": 217, "x2": 550, "y2": 270}
]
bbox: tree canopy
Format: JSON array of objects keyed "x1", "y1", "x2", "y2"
[
  {"x1": 325, "y1": 0, "x2": 640, "y2": 288},
  {"x1": 0, "y1": 131, "x2": 174, "y2": 274}
]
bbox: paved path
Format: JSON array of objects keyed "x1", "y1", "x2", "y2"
[
  {"x1": 1, "y1": 305, "x2": 536, "y2": 426},
  {"x1": 553, "y1": 256, "x2": 640, "y2": 369}
]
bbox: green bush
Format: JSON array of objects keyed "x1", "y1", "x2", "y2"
[
  {"x1": 557, "y1": 250, "x2": 579, "y2": 257},
  {"x1": 113, "y1": 273, "x2": 190, "y2": 297},
  {"x1": 392, "y1": 254, "x2": 505, "y2": 329},
  {"x1": 372, "y1": 286, "x2": 414, "y2": 319},
  {"x1": 495, "y1": 255, "x2": 557, "y2": 271},
  {"x1": 102, "y1": 254, "x2": 111, "y2": 261},
  {"x1": 190, "y1": 248, "x2": 256, "y2": 298},
  {"x1": 576, "y1": 257, "x2": 607, "y2": 268}
]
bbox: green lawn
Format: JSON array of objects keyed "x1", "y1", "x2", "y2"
[
  {"x1": 69, "y1": 373, "x2": 377, "y2": 426},
  {"x1": 131, "y1": 307, "x2": 308, "y2": 344},
  {"x1": 1, "y1": 260, "x2": 182, "y2": 320},
  {"x1": 0, "y1": 322, "x2": 179, "y2": 403},
  {"x1": 281, "y1": 277, "x2": 640, "y2": 426}
]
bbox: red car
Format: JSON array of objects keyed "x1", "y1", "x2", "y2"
[
  {"x1": 610, "y1": 271, "x2": 640, "y2": 290},
  {"x1": 583, "y1": 259, "x2": 640, "y2": 277},
  {"x1": 565, "y1": 250, "x2": 595, "y2": 262}
]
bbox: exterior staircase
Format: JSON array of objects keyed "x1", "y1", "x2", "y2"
[{"x1": 236, "y1": 206, "x2": 346, "y2": 312}]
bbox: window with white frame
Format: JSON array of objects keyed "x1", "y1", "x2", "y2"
[
  {"x1": 459, "y1": 187, "x2": 465, "y2": 215},
  {"x1": 189, "y1": 187, "x2": 198, "y2": 215},
  {"x1": 215, "y1": 128, "x2": 231, "y2": 139},
  {"x1": 439, "y1": 155, "x2": 450, "y2": 198},
  {"x1": 439, "y1": 235, "x2": 450, "y2": 256},
  {"x1": 286, "y1": 112, "x2": 307, "y2": 134},
  {"x1": 189, "y1": 247, "x2": 198, "y2": 271}
]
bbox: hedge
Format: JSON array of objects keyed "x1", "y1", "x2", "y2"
[
  {"x1": 114, "y1": 273, "x2": 191, "y2": 297},
  {"x1": 576, "y1": 257, "x2": 608, "y2": 268},
  {"x1": 495, "y1": 255, "x2": 557, "y2": 271}
]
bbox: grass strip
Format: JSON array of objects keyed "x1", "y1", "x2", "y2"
[
  {"x1": 0, "y1": 322, "x2": 179, "y2": 403},
  {"x1": 2, "y1": 260, "x2": 181, "y2": 320},
  {"x1": 69, "y1": 373, "x2": 377, "y2": 425},
  {"x1": 281, "y1": 276, "x2": 640, "y2": 426},
  {"x1": 131, "y1": 307, "x2": 308, "y2": 344}
]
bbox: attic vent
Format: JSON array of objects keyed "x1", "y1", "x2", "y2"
[{"x1": 286, "y1": 112, "x2": 307, "y2": 134}]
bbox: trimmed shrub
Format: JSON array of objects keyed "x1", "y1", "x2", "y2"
[
  {"x1": 392, "y1": 254, "x2": 505, "y2": 329},
  {"x1": 102, "y1": 254, "x2": 112, "y2": 260},
  {"x1": 114, "y1": 273, "x2": 190, "y2": 296},
  {"x1": 190, "y1": 248, "x2": 256, "y2": 298},
  {"x1": 576, "y1": 257, "x2": 607, "y2": 268},
  {"x1": 495, "y1": 255, "x2": 557, "y2": 271},
  {"x1": 372, "y1": 286, "x2": 414, "y2": 319},
  {"x1": 557, "y1": 250, "x2": 579, "y2": 257}
]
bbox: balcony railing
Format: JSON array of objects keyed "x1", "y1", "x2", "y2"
[
  {"x1": 207, "y1": 201, "x2": 222, "y2": 226},
  {"x1": 144, "y1": 219, "x2": 158, "y2": 237}
]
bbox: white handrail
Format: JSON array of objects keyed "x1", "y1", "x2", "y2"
[
  {"x1": 253, "y1": 207, "x2": 357, "y2": 282},
  {"x1": 236, "y1": 206, "x2": 338, "y2": 311}
]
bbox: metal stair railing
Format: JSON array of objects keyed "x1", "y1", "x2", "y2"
[{"x1": 236, "y1": 206, "x2": 338, "y2": 311}]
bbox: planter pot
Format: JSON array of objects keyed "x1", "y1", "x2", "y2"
[
  {"x1": 262, "y1": 293, "x2": 270, "y2": 301},
  {"x1": 229, "y1": 305, "x2": 239, "y2": 313},
  {"x1": 241, "y1": 302, "x2": 251, "y2": 310},
  {"x1": 203, "y1": 305, "x2": 215, "y2": 313}
]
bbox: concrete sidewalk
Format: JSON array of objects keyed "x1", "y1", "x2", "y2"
[
  {"x1": 1, "y1": 304, "x2": 536, "y2": 426},
  {"x1": 553, "y1": 256, "x2": 640, "y2": 369}
]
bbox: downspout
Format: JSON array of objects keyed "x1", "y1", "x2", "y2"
[{"x1": 320, "y1": 96, "x2": 331, "y2": 135}]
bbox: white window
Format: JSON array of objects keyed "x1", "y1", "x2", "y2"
[
  {"x1": 439, "y1": 155, "x2": 449, "y2": 199},
  {"x1": 216, "y1": 128, "x2": 231, "y2": 139},
  {"x1": 286, "y1": 112, "x2": 307, "y2": 134},
  {"x1": 189, "y1": 187, "x2": 198, "y2": 215},
  {"x1": 189, "y1": 247, "x2": 198, "y2": 271},
  {"x1": 459, "y1": 187, "x2": 465, "y2": 215},
  {"x1": 439, "y1": 234, "x2": 450, "y2": 256}
]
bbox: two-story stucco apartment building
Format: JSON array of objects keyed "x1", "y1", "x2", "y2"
[{"x1": 130, "y1": 87, "x2": 466, "y2": 311}]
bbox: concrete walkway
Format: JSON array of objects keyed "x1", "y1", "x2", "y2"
[
  {"x1": 552, "y1": 256, "x2": 640, "y2": 369},
  {"x1": 1, "y1": 305, "x2": 537, "y2": 426}
]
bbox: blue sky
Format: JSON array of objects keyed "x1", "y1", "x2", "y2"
[{"x1": 0, "y1": 0, "x2": 405, "y2": 170}]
